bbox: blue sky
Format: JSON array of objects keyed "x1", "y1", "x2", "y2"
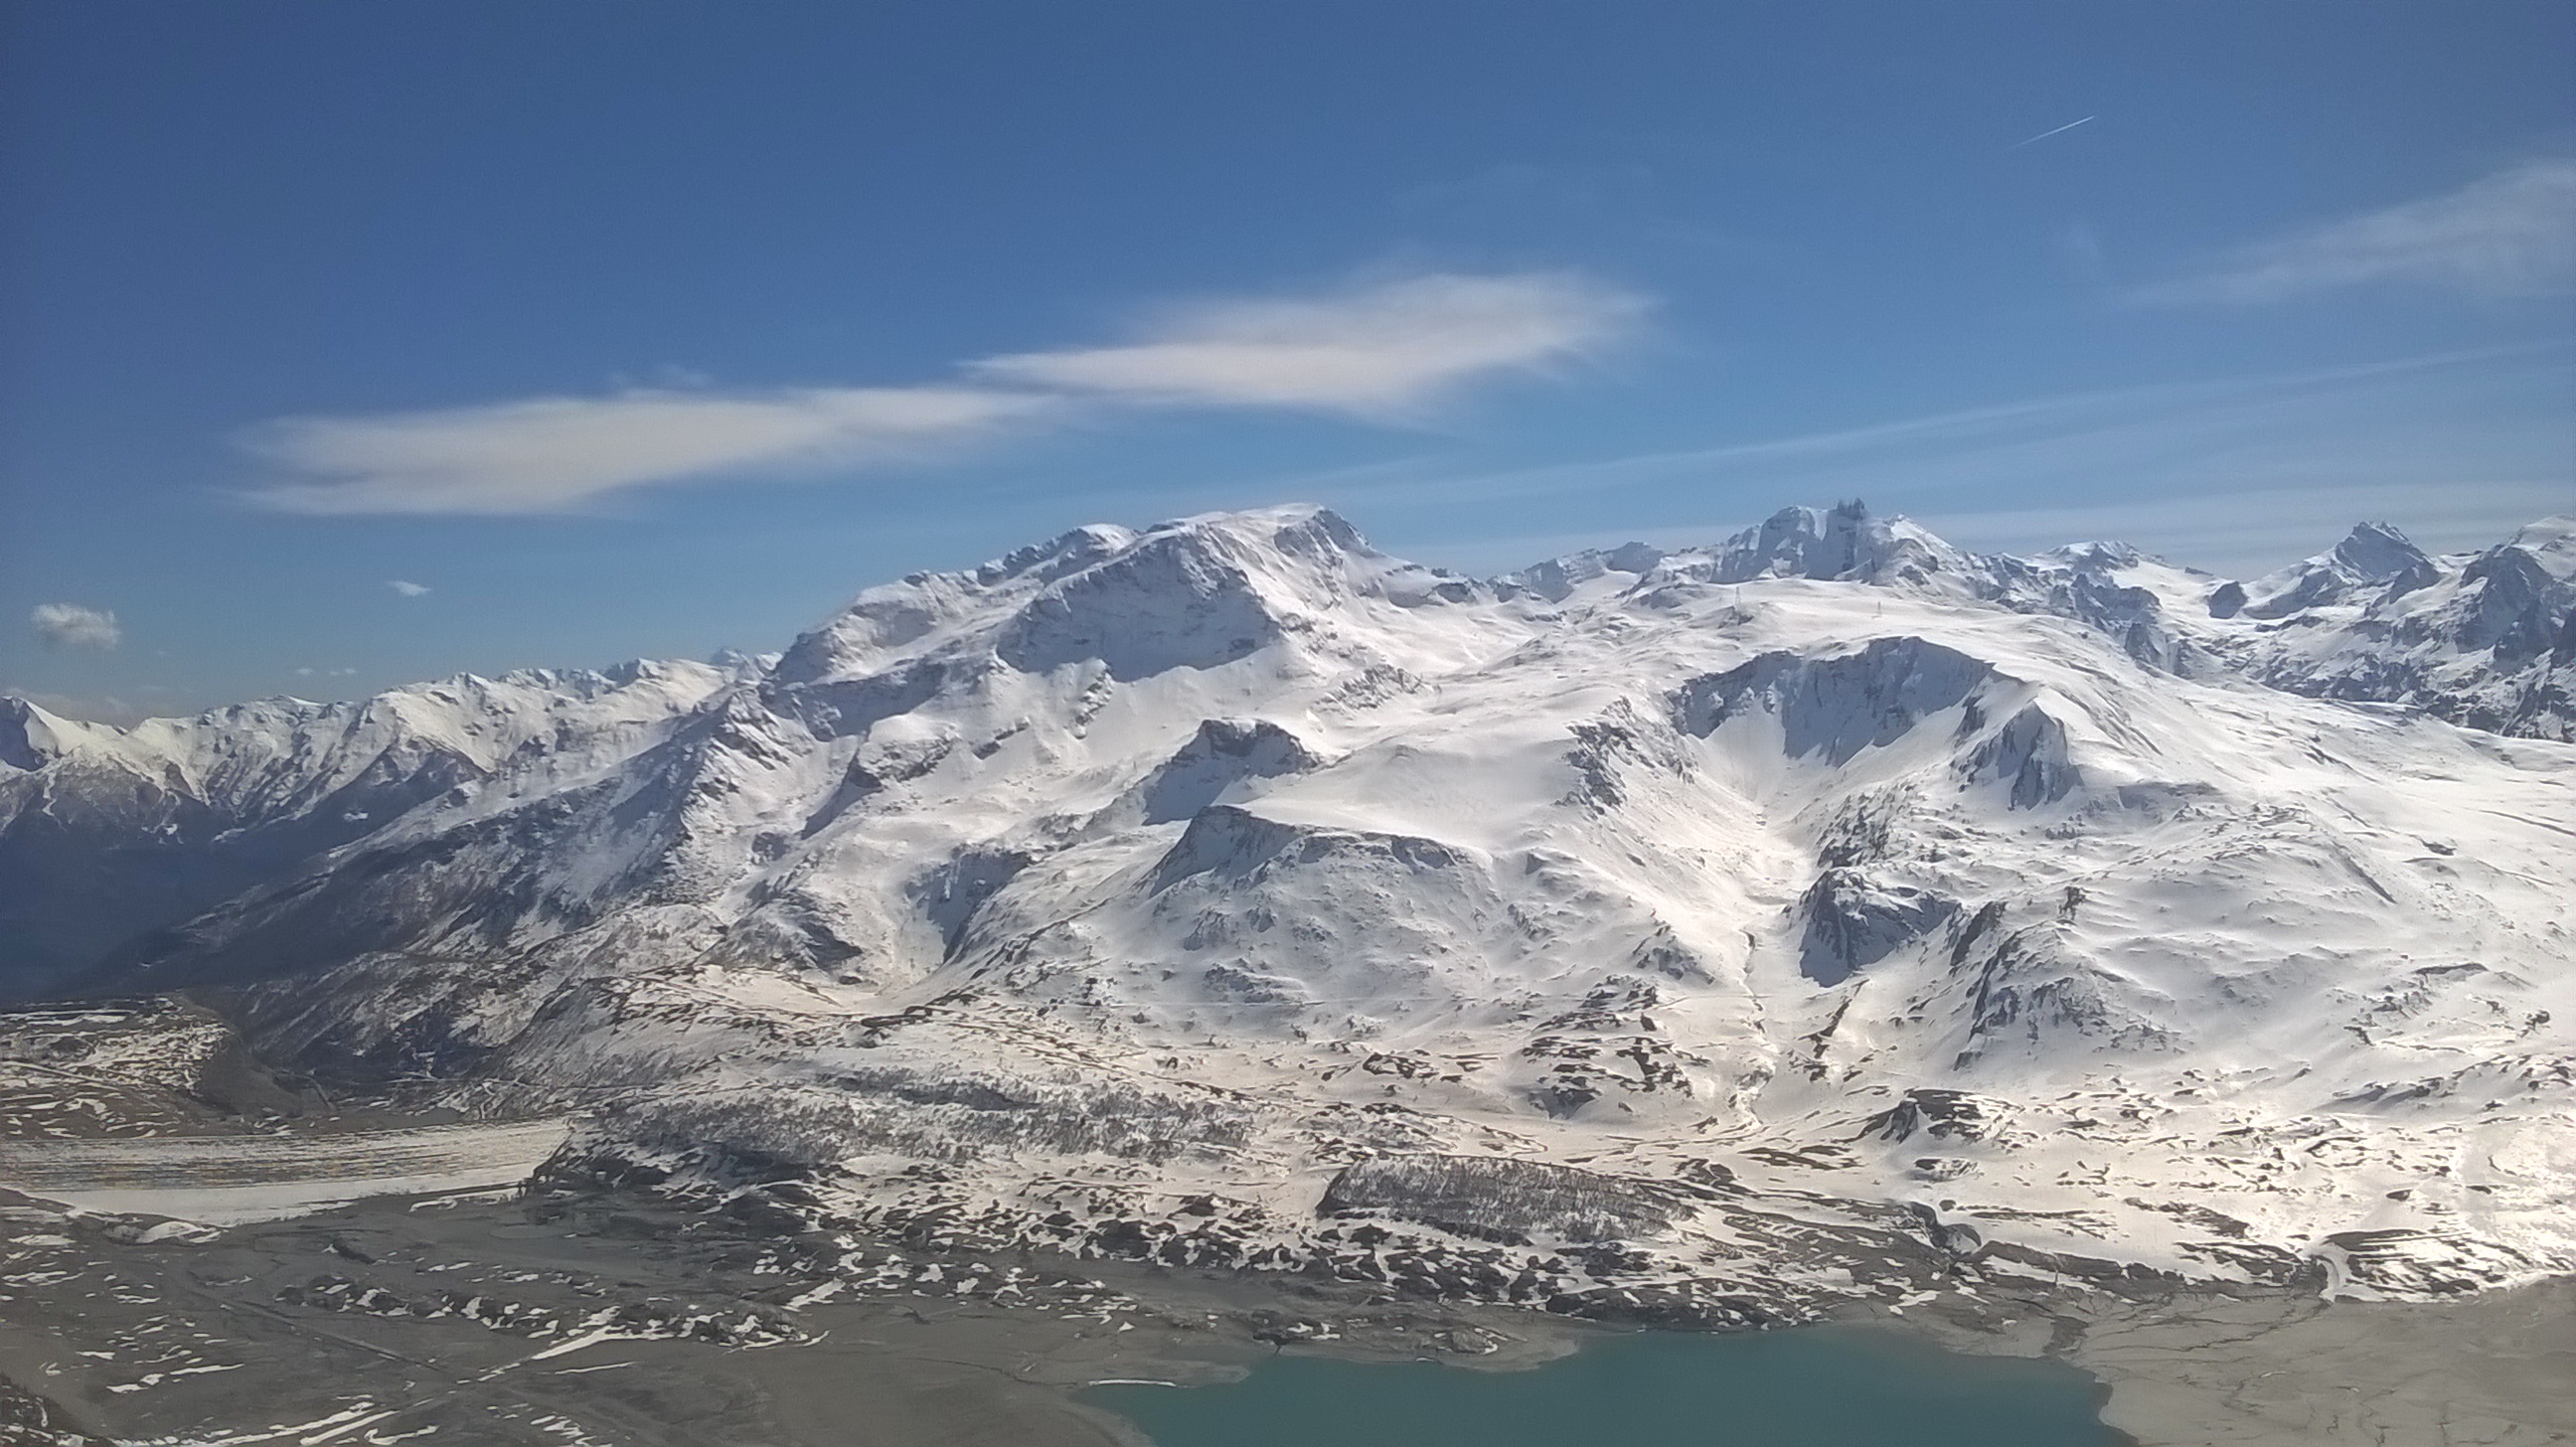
[{"x1": 4, "y1": 2, "x2": 2570, "y2": 720}]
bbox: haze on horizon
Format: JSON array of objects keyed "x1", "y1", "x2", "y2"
[{"x1": 3, "y1": 1, "x2": 2571, "y2": 723}]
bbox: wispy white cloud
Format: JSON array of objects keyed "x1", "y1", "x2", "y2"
[
  {"x1": 237, "y1": 272, "x2": 1643, "y2": 517},
  {"x1": 1346, "y1": 344, "x2": 2571, "y2": 579},
  {"x1": 1414, "y1": 344, "x2": 2568, "y2": 500},
  {"x1": 968, "y1": 272, "x2": 1646, "y2": 416},
  {"x1": 29, "y1": 603, "x2": 121, "y2": 651},
  {"x1": 387, "y1": 579, "x2": 431, "y2": 597},
  {"x1": 1368, "y1": 345, "x2": 2557, "y2": 508},
  {"x1": 2133, "y1": 158, "x2": 2576, "y2": 305},
  {"x1": 243, "y1": 387, "x2": 1059, "y2": 516}
]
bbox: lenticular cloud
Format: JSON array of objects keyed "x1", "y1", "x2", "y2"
[
  {"x1": 242, "y1": 386, "x2": 1059, "y2": 517},
  {"x1": 235, "y1": 271, "x2": 1646, "y2": 516},
  {"x1": 969, "y1": 272, "x2": 1647, "y2": 416}
]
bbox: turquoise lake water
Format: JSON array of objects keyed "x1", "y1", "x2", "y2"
[{"x1": 1085, "y1": 1325, "x2": 2124, "y2": 1447}]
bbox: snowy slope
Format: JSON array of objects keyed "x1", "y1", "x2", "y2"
[
  {"x1": 1999, "y1": 513, "x2": 2576, "y2": 739},
  {"x1": 2198, "y1": 517, "x2": 2576, "y2": 739},
  {"x1": 8, "y1": 503, "x2": 2572, "y2": 1309},
  {"x1": 0, "y1": 661, "x2": 742, "y2": 996}
]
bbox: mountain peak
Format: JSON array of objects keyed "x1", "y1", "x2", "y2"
[
  {"x1": 774, "y1": 505, "x2": 1415, "y2": 689},
  {"x1": 0, "y1": 695, "x2": 68, "y2": 771},
  {"x1": 1151, "y1": 502, "x2": 1363, "y2": 544},
  {"x1": 2330, "y1": 521, "x2": 2436, "y2": 587},
  {"x1": 2221, "y1": 518, "x2": 2440, "y2": 619},
  {"x1": 2038, "y1": 541, "x2": 2149, "y2": 571},
  {"x1": 1500, "y1": 541, "x2": 1670, "y2": 602},
  {"x1": 1692, "y1": 499, "x2": 1960, "y2": 587},
  {"x1": 2504, "y1": 515, "x2": 2576, "y2": 580}
]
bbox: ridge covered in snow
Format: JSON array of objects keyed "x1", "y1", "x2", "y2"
[
  {"x1": 2205, "y1": 515, "x2": 2576, "y2": 738},
  {"x1": 5, "y1": 502, "x2": 2571, "y2": 1311},
  {"x1": 0, "y1": 659, "x2": 750, "y2": 993}
]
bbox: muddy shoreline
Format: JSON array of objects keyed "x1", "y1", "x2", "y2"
[{"x1": 2061, "y1": 1278, "x2": 2575, "y2": 1446}]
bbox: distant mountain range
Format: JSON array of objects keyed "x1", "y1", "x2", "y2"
[{"x1": 6, "y1": 502, "x2": 2571, "y2": 1310}]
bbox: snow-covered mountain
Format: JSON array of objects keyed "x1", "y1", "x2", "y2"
[
  {"x1": 2204, "y1": 516, "x2": 2576, "y2": 739},
  {"x1": 0, "y1": 661, "x2": 746, "y2": 996},
  {"x1": 6, "y1": 503, "x2": 2572, "y2": 1312}
]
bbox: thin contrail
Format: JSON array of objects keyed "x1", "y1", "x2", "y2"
[{"x1": 2008, "y1": 115, "x2": 2096, "y2": 150}]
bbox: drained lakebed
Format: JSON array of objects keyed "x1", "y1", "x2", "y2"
[
  {"x1": 5, "y1": 1157, "x2": 2569, "y2": 1445},
  {"x1": 1086, "y1": 1325, "x2": 2123, "y2": 1447}
]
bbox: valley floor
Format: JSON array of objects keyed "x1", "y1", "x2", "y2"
[
  {"x1": 1, "y1": 1166, "x2": 2568, "y2": 1447},
  {"x1": 5, "y1": 999, "x2": 2571, "y2": 1444}
]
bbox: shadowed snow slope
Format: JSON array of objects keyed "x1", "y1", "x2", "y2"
[
  {"x1": 6, "y1": 502, "x2": 2573, "y2": 1306},
  {"x1": 0, "y1": 661, "x2": 742, "y2": 995}
]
